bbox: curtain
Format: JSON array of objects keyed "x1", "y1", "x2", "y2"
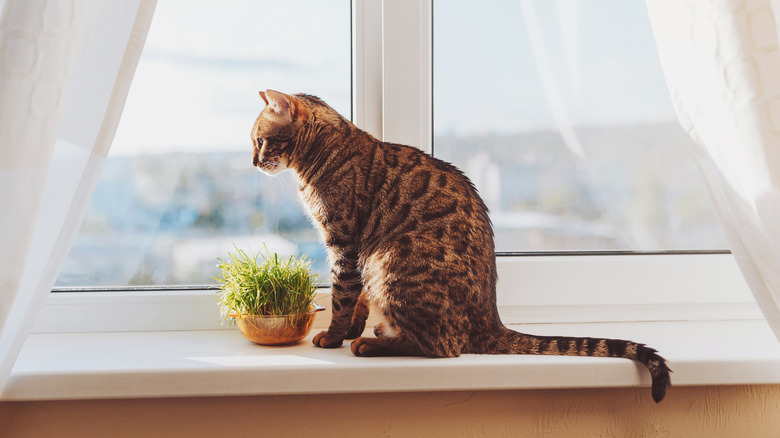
[
  {"x1": 0, "y1": 0, "x2": 156, "y2": 395},
  {"x1": 646, "y1": 0, "x2": 780, "y2": 339}
]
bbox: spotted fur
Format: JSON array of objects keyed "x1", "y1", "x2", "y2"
[{"x1": 251, "y1": 89, "x2": 671, "y2": 402}]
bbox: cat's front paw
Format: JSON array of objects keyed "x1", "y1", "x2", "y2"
[{"x1": 312, "y1": 331, "x2": 344, "y2": 348}]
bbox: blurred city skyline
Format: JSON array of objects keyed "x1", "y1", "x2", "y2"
[{"x1": 57, "y1": 121, "x2": 726, "y2": 287}]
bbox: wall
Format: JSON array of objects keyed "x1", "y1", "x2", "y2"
[{"x1": 1, "y1": 385, "x2": 779, "y2": 437}]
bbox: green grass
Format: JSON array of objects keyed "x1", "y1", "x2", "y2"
[{"x1": 215, "y1": 245, "x2": 318, "y2": 321}]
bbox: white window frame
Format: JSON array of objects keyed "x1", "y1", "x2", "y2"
[{"x1": 35, "y1": 0, "x2": 757, "y2": 335}]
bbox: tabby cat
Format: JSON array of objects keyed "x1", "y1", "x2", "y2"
[{"x1": 251, "y1": 89, "x2": 671, "y2": 403}]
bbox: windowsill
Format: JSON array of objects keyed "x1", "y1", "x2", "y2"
[{"x1": 4, "y1": 318, "x2": 780, "y2": 401}]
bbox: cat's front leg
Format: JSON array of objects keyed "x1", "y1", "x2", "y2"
[
  {"x1": 345, "y1": 292, "x2": 369, "y2": 339},
  {"x1": 313, "y1": 250, "x2": 364, "y2": 348}
]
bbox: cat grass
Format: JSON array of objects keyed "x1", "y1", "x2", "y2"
[{"x1": 215, "y1": 245, "x2": 318, "y2": 322}]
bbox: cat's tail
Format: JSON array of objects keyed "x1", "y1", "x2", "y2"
[{"x1": 487, "y1": 327, "x2": 671, "y2": 403}]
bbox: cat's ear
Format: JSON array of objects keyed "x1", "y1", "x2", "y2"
[
  {"x1": 264, "y1": 89, "x2": 313, "y2": 124},
  {"x1": 264, "y1": 89, "x2": 294, "y2": 124},
  {"x1": 259, "y1": 91, "x2": 269, "y2": 106}
]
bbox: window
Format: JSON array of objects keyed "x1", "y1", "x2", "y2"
[
  {"x1": 432, "y1": 0, "x2": 727, "y2": 252},
  {"x1": 49, "y1": 1, "x2": 750, "y2": 326},
  {"x1": 55, "y1": 0, "x2": 350, "y2": 287}
]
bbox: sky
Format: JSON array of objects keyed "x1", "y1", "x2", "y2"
[
  {"x1": 110, "y1": 0, "x2": 677, "y2": 155},
  {"x1": 111, "y1": 0, "x2": 351, "y2": 155},
  {"x1": 433, "y1": 0, "x2": 677, "y2": 136}
]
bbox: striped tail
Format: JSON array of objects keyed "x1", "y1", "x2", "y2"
[{"x1": 489, "y1": 327, "x2": 671, "y2": 403}]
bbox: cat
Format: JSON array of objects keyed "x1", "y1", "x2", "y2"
[{"x1": 251, "y1": 89, "x2": 671, "y2": 403}]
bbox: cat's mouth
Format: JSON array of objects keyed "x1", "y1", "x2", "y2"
[{"x1": 255, "y1": 156, "x2": 287, "y2": 175}]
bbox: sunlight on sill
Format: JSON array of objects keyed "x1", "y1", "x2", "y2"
[{"x1": 186, "y1": 355, "x2": 334, "y2": 367}]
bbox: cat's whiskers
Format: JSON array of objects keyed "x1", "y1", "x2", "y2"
[
  {"x1": 274, "y1": 170, "x2": 291, "y2": 191},
  {"x1": 257, "y1": 155, "x2": 286, "y2": 175}
]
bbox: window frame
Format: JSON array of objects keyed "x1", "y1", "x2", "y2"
[{"x1": 40, "y1": 0, "x2": 756, "y2": 335}]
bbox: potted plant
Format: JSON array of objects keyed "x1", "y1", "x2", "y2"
[{"x1": 215, "y1": 245, "x2": 323, "y2": 345}]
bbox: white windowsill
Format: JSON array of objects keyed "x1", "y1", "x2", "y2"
[
  {"x1": 4, "y1": 318, "x2": 780, "y2": 401},
  {"x1": 5, "y1": 254, "x2": 763, "y2": 401}
]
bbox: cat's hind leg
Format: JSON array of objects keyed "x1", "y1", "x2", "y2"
[
  {"x1": 350, "y1": 323, "x2": 462, "y2": 358},
  {"x1": 350, "y1": 334, "x2": 461, "y2": 358},
  {"x1": 350, "y1": 335, "x2": 417, "y2": 357},
  {"x1": 351, "y1": 337, "x2": 395, "y2": 357}
]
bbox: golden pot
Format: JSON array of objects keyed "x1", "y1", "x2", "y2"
[{"x1": 229, "y1": 305, "x2": 325, "y2": 346}]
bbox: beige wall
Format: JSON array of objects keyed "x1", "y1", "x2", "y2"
[{"x1": 2, "y1": 386, "x2": 780, "y2": 437}]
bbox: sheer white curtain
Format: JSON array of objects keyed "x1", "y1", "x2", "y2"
[
  {"x1": 0, "y1": 0, "x2": 156, "y2": 394},
  {"x1": 647, "y1": 0, "x2": 780, "y2": 339}
]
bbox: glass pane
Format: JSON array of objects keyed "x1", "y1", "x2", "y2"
[
  {"x1": 433, "y1": 0, "x2": 727, "y2": 252},
  {"x1": 56, "y1": 0, "x2": 350, "y2": 287}
]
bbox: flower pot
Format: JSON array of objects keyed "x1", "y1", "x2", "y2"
[{"x1": 229, "y1": 304, "x2": 325, "y2": 345}]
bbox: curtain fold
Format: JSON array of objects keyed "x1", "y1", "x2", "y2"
[
  {"x1": 0, "y1": 0, "x2": 156, "y2": 395},
  {"x1": 646, "y1": 0, "x2": 780, "y2": 339}
]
